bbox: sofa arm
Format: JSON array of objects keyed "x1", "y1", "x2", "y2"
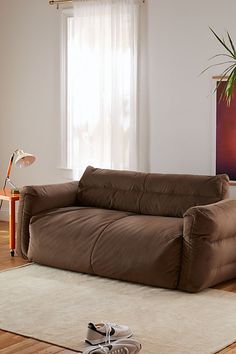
[
  {"x1": 178, "y1": 199, "x2": 236, "y2": 292},
  {"x1": 16, "y1": 181, "x2": 79, "y2": 259}
]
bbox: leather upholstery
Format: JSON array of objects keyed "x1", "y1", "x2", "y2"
[
  {"x1": 91, "y1": 214, "x2": 183, "y2": 289},
  {"x1": 17, "y1": 181, "x2": 79, "y2": 258},
  {"x1": 77, "y1": 166, "x2": 229, "y2": 217},
  {"x1": 17, "y1": 166, "x2": 234, "y2": 292},
  {"x1": 28, "y1": 208, "x2": 183, "y2": 289},
  {"x1": 179, "y1": 199, "x2": 236, "y2": 292}
]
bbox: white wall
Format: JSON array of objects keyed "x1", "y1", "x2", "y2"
[
  {"x1": 0, "y1": 0, "x2": 63, "y2": 219},
  {"x1": 0, "y1": 0, "x2": 236, "y2": 221},
  {"x1": 0, "y1": 0, "x2": 62, "y2": 189},
  {"x1": 147, "y1": 0, "x2": 236, "y2": 177}
]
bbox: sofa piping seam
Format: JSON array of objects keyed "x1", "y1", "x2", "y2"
[
  {"x1": 79, "y1": 185, "x2": 223, "y2": 199},
  {"x1": 138, "y1": 173, "x2": 149, "y2": 214},
  {"x1": 183, "y1": 213, "x2": 196, "y2": 287},
  {"x1": 20, "y1": 194, "x2": 31, "y2": 258},
  {"x1": 175, "y1": 230, "x2": 184, "y2": 289}
]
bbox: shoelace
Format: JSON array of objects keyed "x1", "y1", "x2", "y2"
[
  {"x1": 100, "y1": 322, "x2": 129, "y2": 353},
  {"x1": 103, "y1": 323, "x2": 111, "y2": 344},
  {"x1": 102, "y1": 322, "x2": 117, "y2": 344}
]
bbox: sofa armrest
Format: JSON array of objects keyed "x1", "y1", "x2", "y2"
[
  {"x1": 16, "y1": 181, "x2": 79, "y2": 259},
  {"x1": 178, "y1": 199, "x2": 236, "y2": 292}
]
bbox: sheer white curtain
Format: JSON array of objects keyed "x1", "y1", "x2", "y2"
[{"x1": 70, "y1": 0, "x2": 140, "y2": 178}]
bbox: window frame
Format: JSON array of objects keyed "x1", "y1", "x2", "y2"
[{"x1": 59, "y1": 8, "x2": 73, "y2": 173}]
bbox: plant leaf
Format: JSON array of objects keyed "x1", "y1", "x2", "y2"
[
  {"x1": 216, "y1": 68, "x2": 236, "y2": 105},
  {"x1": 227, "y1": 31, "x2": 236, "y2": 57},
  {"x1": 212, "y1": 64, "x2": 235, "y2": 95},
  {"x1": 225, "y1": 68, "x2": 236, "y2": 105},
  {"x1": 218, "y1": 63, "x2": 236, "y2": 80},
  {"x1": 208, "y1": 53, "x2": 234, "y2": 61},
  {"x1": 209, "y1": 27, "x2": 235, "y2": 57},
  {"x1": 200, "y1": 61, "x2": 236, "y2": 76}
]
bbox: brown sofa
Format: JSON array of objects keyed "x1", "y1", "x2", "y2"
[{"x1": 16, "y1": 166, "x2": 236, "y2": 292}]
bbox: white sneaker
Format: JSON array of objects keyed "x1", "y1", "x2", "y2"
[
  {"x1": 85, "y1": 322, "x2": 132, "y2": 345},
  {"x1": 83, "y1": 338, "x2": 142, "y2": 354}
]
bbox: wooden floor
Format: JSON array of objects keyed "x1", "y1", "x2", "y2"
[{"x1": 0, "y1": 221, "x2": 236, "y2": 354}]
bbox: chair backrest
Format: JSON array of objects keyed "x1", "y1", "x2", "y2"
[{"x1": 77, "y1": 166, "x2": 229, "y2": 217}]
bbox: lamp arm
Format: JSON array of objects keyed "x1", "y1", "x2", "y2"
[
  {"x1": 3, "y1": 150, "x2": 20, "y2": 191},
  {"x1": 6, "y1": 152, "x2": 16, "y2": 179},
  {"x1": 2, "y1": 149, "x2": 34, "y2": 193},
  {"x1": 5, "y1": 178, "x2": 17, "y2": 189}
]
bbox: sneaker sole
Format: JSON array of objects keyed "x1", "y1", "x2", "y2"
[{"x1": 85, "y1": 333, "x2": 133, "y2": 346}]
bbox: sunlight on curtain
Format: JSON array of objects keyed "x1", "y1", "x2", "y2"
[{"x1": 70, "y1": 0, "x2": 140, "y2": 178}]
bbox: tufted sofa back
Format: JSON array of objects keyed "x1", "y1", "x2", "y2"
[{"x1": 77, "y1": 166, "x2": 229, "y2": 217}]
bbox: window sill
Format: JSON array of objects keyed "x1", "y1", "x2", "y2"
[{"x1": 57, "y1": 167, "x2": 74, "y2": 181}]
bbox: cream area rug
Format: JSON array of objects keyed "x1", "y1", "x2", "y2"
[{"x1": 0, "y1": 264, "x2": 236, "y2": 354}]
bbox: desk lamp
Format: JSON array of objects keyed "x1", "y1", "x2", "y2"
[
  {"x1": 0, "y1": 148, "x2": 35, "y2": 209},
  {"x1": 2, "y1": 149, "x2": 36, "y2": 192}
]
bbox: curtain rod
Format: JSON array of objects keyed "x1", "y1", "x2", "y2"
[
  {"x1": 49, "y1": 0, "x2": 72, "y2": 5},
  {"x1": 49, "y1": 0, "x2": 72, "y2": 8},
  {"x1": 49, "y1": 0, "x2": 145, "y2": 9}
]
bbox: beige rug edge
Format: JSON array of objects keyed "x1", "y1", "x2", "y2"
[{"x1": 0, "y1": 327, "x2": 83, "y2": 353}]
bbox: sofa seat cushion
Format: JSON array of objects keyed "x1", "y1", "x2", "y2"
[
  {"x1": 91, "y1": 214, "x2": 183, "y2": 289},
  {"x1": 28, "y1": 206, "x2": 133, "y2": 273},
  {"x1": 28, "y1": 207, "x2": 183, "y2": 288}
]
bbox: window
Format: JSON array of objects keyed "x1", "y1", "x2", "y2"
[{"x1": 60, "y1": 1, "x2": 140, "y2": 178}]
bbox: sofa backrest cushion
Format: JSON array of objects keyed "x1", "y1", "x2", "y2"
[{"x1": 77, "y1": 166, "x2": 229, "y2": 217}]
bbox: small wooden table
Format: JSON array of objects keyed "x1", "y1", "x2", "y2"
[{"x1": 0, "y1": 189, "x2": 20, "y2": 256}]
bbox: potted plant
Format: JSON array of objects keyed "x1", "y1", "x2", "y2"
[{"x1": 203, "y1": 28, "x2": 236, "y2": 105}]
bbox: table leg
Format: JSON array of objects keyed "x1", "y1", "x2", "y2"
[{"x1": 9, "y1": 200, "x2": 15, "y2": 257}]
